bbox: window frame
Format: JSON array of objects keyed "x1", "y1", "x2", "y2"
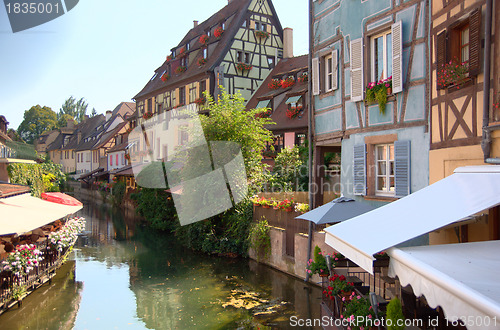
[
  {"x1": 374, "y1": 143, "x2": 395, "y2": 197},
  {"x1": 370, "y1": 29, "x2": 392, "y2": 83},
  {"x1": 324, "y1": 53, "x2": 334, "y2": 92}
]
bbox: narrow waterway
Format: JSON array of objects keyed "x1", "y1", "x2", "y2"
[{"x1": 0, "y1": 194, "x2": 323, "y2": 329}]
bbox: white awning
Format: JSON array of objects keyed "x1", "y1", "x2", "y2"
[
  {"x1": 324, "y1": 166, "x2": 500, "y2": 274},
  {"x1": 388, "y1": 241, "x2": 500, "y2": 327},
  {"x1": 0, "y1": 193, "x2": 82, "y2": 235}
]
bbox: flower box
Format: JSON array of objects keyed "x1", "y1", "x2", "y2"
[
  {"x1": 236, "y1": 62, "x2": 252, "y2": 72},
  {"x1": 214, "y1": 26, "x2": 224, "y2": 38},
  {"x1": 365, "y1": 76, "x2": 392, "y2": 114},
  {"x1": 194, "y1": 97, "x2": 206, "y2": 106},
  {"x1": 199, "y1": 34, "x2": 209, "y2": 45},
  {"x1": 297, "y1": 73, "x2": 308, "y2": 83},
  {"x1": 437, "y1": 58, "x2": 469, "y2": 89},
  {"x1": 281, "y1": 77, "x2": 295, "y2": 88},
  {"x1": 142, "y1": 112, "x2": 153, "y2": 120},
  {"x1": 254, "y1": 30, "x2": 270, "y2": 39},
  {"x1": 161, "y1": 73, "x2": 169, "y2": 82},
  {"x1": 198, "y1": 58, "x2": 207, "y2": 66},
  {"x1": 175, "y1": 66, "x2": 187, "y2": 74},
  {"x1": 286, "y1": 105, "x2": 302, "y2": 119},
  {"x1": 268, "y1": 79, "x2": 281, "y2": 90}
]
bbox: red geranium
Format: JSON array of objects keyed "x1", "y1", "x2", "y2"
[{"x1": 214, "y1": 26, "x2": 224, "y2": 38}]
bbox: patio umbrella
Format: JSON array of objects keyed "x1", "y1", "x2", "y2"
[
  {"x1": 295, "y1": 196, "x2": 375, "y2": 225},
  {"x1": 41, "y1": 192, "x2": 83, "y2": 207}
]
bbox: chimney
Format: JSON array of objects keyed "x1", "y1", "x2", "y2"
[
  {"x1": 105, "y1": 110, "x2": 112, "y2": 122},
  {"x1": 193, "y1": 20, "x2": 198, "y2": 28},
  {"x1": 283, "y1": 27, "x2": 294, "y2": 59}
]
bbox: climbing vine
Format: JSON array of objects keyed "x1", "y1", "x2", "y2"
[{"x1": 248, "y1": 219, "x2": 271, "y2": 260}]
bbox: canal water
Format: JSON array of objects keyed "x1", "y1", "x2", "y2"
[{"x1": 0, "y1": 195, "x2": 323, "y2": 329}]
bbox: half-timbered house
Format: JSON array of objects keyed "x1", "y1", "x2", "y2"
[
  {"x1": 133, "y1": 0, "x2": 284, "y2": 128},
  {"x1": 311, "y1": 0, "x2": 430, "y2": 209}
]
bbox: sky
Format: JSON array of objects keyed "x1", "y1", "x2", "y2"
[{"x1": 0, "y1": 0, "x2": 309, "y2": 130}]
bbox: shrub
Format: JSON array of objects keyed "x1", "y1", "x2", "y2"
[
  {"x1": 386, "y1": 297, "x2": 405, "y2": 330},
  {"x1": 248, "y1": 219, "x2": 271, "y2": 260}
]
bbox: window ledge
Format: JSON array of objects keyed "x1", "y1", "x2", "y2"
[{"x1": 363, "y1": 195, "x2": 398, "y2": 202}]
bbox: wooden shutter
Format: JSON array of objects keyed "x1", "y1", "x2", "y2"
[
  {"x1": 394, "y1": 140, "x2": 411, "y2": 197},
  {"x1": 332, "y1": 49, "x2": 338, "y2": 91},
  {"x1": 392, "y1": 21, "x2": 403, "y2": 94},
  {"x1": 249, "y1": 20, "x2": 255, "y2": 30},
  {"x1": 350, "y1": 38, "x2": 364, "y2": 102},
  {"x1": 312, "y1": 57, "x2": 320, "y2": 95},
  {"x1": 436, "y1": 30, "x2": 448, "y2": 89},
  {"x1": 353, "y1": 144, "x2": 366, "y2": 195},
  {"x1": 266, "y1": 24, "x2": 272, "y2": 33},
  {"x1": 468, "y1": 8, "x2": 481, "y2": 77}
]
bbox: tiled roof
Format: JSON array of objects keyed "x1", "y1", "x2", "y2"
[
  {"x1": 133, "y1": 0, "x2": 253, "y2": 100},
  {"x1": 93, "y1": 121, "x2": 127, "y2": 150},
  {"x1": 247, "y1": 55, "x2": 309, "y2": 131},
  {"x1": 64, "y1": 115, "x2": 105, "y2": 151},
  {"x1": 0, "y1": 183, "x2": 30, "y2": 198}
]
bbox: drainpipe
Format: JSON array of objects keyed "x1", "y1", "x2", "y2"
[
  {"x1": 305, "y1": 0, "x2": 314, "y2": 282},
  {"x1": 481, "y1": 0, "x2": 493, "y2": 162}
]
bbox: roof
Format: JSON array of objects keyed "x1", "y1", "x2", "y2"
[
  {"x1": 0, "y1": 183, "x2": 30, "y2": 198},
  {"x1": 62, "y1": 115, "x2": 105, "y2": 151},
  {"x1": 111, "y1": 102, "x2": 136, "y2": 119},
  {"x1": 111, "y1": 164, "x2": 134, "y2": 176},
  {"x1": 93, "y1": 121, "x2": 127, "y2": 150},
  {"x1": 324, "y1": 165, "x2": 500, "y2": 274},
  {"x1": 107, "y1": 136, "x2": 129, "y2": 153},
  {"x1": 246, "y1": 55, "x2": 309, "y2": 131},
  {"x1": 134, "y1": 0, "x2": 257, "y2": 100}
]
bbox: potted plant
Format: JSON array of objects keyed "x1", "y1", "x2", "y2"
[
  {"x1": 214, "y1": 26, "x2": 224, "y2": 38},
  {"x1": 236, "y1": 62, "x2": 252, "y2": 72},
  {"x1": 198, "y1": 58, "x2": 207, "y2": 66},
  {"x1": 374, "y1": 251, "x2": 390, "y2": 267},
  {"x1": 341, "y1": 293, "x2": 378, "y2": 330},
  {"x1": 306, "y1": 246, "x2": 330, "y2": 277},
  {"x1": 286, "y1": 105, "x2": 302, "y2": 119},
  {"x1": 175, "y1": 66, "x2": 187, "y2": 74},
  {"x1": 365, "y1": 76, "x2": 392, "y2": 114},
  {"x1": 142, "y1": 112, "x2": 153, "y2": 120},
  {"x1": 268, "y1": 79, "x2": 281, "y2": 90},
  {"x1": 281, "y1": 76, "x2": 295, "y2": 88},
  {"x1": 278, "y1": 198, "x2": 294, "y2": 211},
  {"x1": 161, "y1": 73, "x2": 169, "y2": 82},
  {"x1": 323, "y1": 274, "x2": 354, "y2": 301},
  {"x1": 437, "y1": 58, "x2": 469, "y2": 89},
  {"x1": 256, "y1": 108, "x2": 272, "y2": 118},
  {"x1": 254, "y1": 30, "x2": 270, "y2": 39},
  {"x1": 199, "y1": 34, "x2": 209, "y2": 45},
  {"x1": 297, "y1": 72, "x2": 308, "y2": 83},
  {"x1": 294, "y1": 203, "x2": 309, "y2": 214},
  {"x1": 194, "y1": 97, "x2": 206, "y2": 106}
]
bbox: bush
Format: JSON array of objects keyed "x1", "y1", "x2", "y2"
[
  {"x1": 248, "y1": 218, "x2": 271, "y2": 260},
  {"x1": 386, "y1": 297, "x2": 405, "y2": 330},
  {"x1": 111, "y1": 181, "x2": 126, "y2": 207}
]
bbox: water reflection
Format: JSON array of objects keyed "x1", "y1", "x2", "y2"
[{"x1": 0, "y1": 196, "x2": 323, "y2": 329}]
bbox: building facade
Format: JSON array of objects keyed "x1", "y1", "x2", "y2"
[{"x1": 311, "y1": 0, "x2": 430, "y2": 209}]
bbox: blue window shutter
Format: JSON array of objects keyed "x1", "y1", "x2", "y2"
[
  {"x1": 394, "y1": 140, "x2": 411, "y2": 197},
  {"x1": 353, "y1": 144, "x2": 366, "y2": 195}
]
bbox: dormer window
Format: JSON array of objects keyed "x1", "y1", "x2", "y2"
[
  {"x1": 186, "y1": 43, "x2": 190, "y2": 51},
  {"x1": 151, "y1": 72, "x2": 158, "y2": 81}
]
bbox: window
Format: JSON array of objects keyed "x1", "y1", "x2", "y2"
[
  {"x1": 179, "y1": 125, "x2": 189, "y2": 145},
  {"x1": 110, "y1": 155, "x2": 113, "y2": 166},
  {"x1": 165, "y1": 91, "x2": 171, "y2": 109},
  {"x1": 245, "y1": 53, "x2": 251, "y2": 64},
  {"x1": 180, "y1": 56, "x2": 187, "y2": 67},
  {"x1": 435, "y1": 9, "x2": 481, "y2": 90},
  {"x1": 147, "y1": 98, "x2": 152, "y2": 113},
  {"x1": 267, "y1": 56, "x2": 275, "y2": 68},
  {"x1": 189, "y1": 83, "x2": 197, "y2": 103},
  {"x1": 72, "y1": 151, "x2": 75, "y2": 159},
  {"x1": 375, "y1": 144, "x2": 395, "y2": 196},
  {"x1": 353, "y1": 139, "x2": 410, "y2": 198},
  {"x1": 116, "y1": 154, "x2": 119, "y2": 166},
  {"x1": 260, "y1": 23, "x2": 267, "y2": 31},
  {"x1": 199, "y1": 80, "x2": 207, "y2": 98},
  {"x1": 295, "y1": 133, "x2": 306, "y2": 146},
  {"x1": 255, "y1": 22, "x2": 260, "y2": 31},
  {"x1": 274, "y1": 134, "x2": 284, "y2": 153},
  {"x1": 350, "y1": 21, "x2": 403, "y2": 102},
  {"x1": 370, "y1": 30, "x2": 392, "y2": 82},
  {"x1": 312, "y1": 50, "x2": 338, "y2": 95},
  {"x1": 203, "y1": 48, "x2": 208, "y2": 59},
  {"x1": 179, "y1": 87, "x2": 186, "y2": 105}
]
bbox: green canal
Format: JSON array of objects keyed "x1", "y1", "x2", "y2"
[{"x1": 0, "y1": 195, "x2": 323, "y2": 329}]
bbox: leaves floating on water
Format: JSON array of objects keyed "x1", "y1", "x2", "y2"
[{"x1": 221, "y1": 288, "x2": 287, "y2": 316}]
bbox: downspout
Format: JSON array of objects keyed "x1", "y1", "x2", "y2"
[
  {"x1": 481, "y1": 0, "x2": 494, "y2": 162},
  {"x1": 305, "y1": 0, "x2": 314, "y2": 282}
]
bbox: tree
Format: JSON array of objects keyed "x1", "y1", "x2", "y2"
[
  {"x1": 56, "y1": 113, "x2": 76, "y2": 128},
  {"x1": 90, "y1": 108, "x2": 98, "y2": 117},
  {"x1": 198, "y1": 89, "x2": 274, "y2": 192},
  {"x1": 7, "y1": 128, "x2": 24, "y2": 142},
  {"x1": 59, "y1": 96, "x2": 89, "y2": 123},
  {"x1": 17, "y1": 105, "x2": 57, "y2": 144}
]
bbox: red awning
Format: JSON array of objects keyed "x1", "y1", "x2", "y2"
[{"x1": 41, "y1": 192, "x2": 83, "y2": 206}]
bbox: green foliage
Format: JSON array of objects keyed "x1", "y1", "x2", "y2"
[
  {"x1": 269, "y1": 146, "x2": 304, "y2": 192},
  {"x1": 199, "y1": 89, "x2": 274, "y2": 193},
  {"x1": 59, "y1": 96, "x2": 89, "y2": 123},
  {"x1": 343, "y1": 294, "x2": 377, "y2": 330},
  {"x1": 386, "y1": 297, "x2": 405, "y2": 330},
  {"x1": 307, "y1": 246, "x2": 329, "y2": 276},
  {"x1": 133, "y1": 188, "x2": 178, "y2": 232},
  {"x1": 57, "y1": 113, "x2": 76, "y2": 129},
  {"x1": 17, "y1": 105, "x2": 57, "y2": 144},
  {"x1": 7, "y1": 128, "x2": 24, "y2": 142},
  {"x1": 248, "y1": 218, "x2": 271, "y2": 260},
  {"x1": 7, "y1": 159, "x2": 65, "y2": 197},
  {"x1": 175, "y1": 200, "x2": 253, "y2": 256},
  {"x1": 110, "y1": 181, "x2": 126, "y2": 207}
]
